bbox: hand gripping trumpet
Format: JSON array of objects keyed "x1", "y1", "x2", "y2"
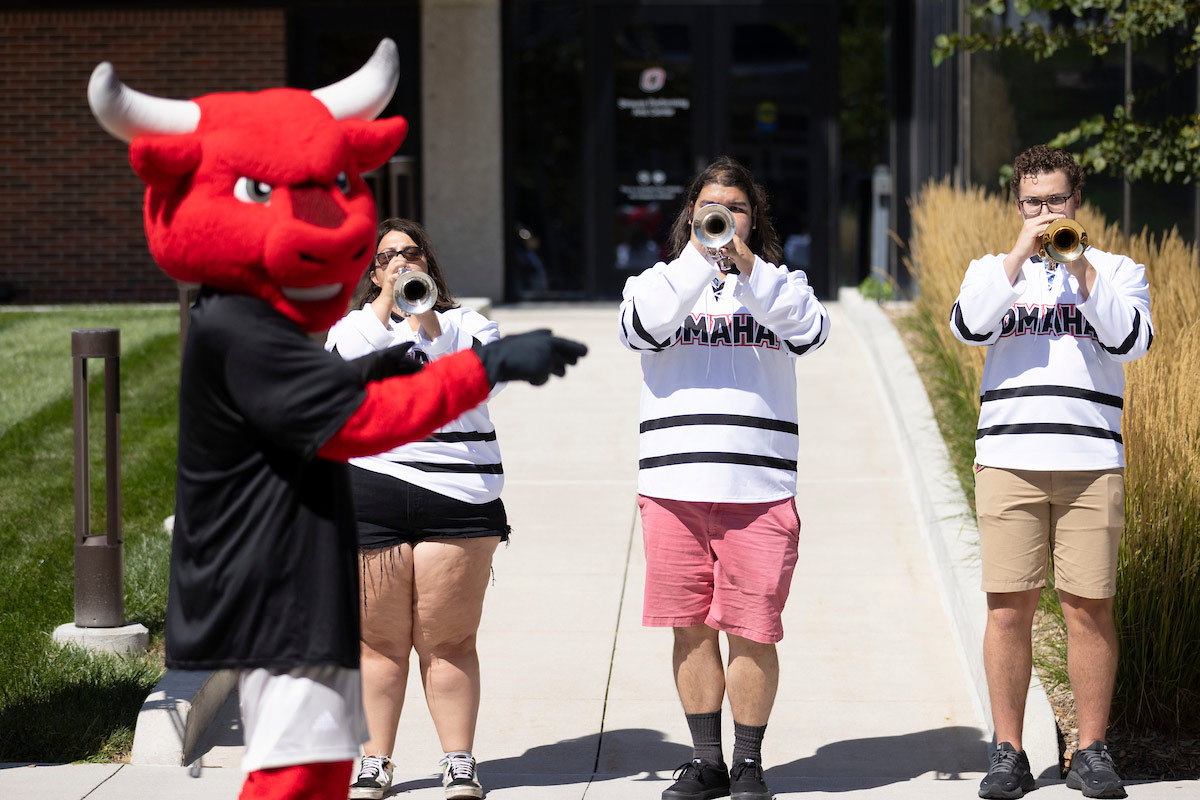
[
  {"x1": 692, "y1": 203, "x2": 738, "y2": 273},
  {"x1": 1040, "y1": 219, "x2": 1088, "y2": 265},
  {"x1": 393, "y1": 268, "x2": 438, "y2": 316}
]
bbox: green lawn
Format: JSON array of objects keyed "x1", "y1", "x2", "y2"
[{"x1": 0, "y1": 307, "x2": 180, "y2": 762}]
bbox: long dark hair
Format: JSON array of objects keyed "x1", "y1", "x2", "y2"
[
  {"x1": 352, "y1": 218, "x2": 460, "y2": 312},
  {"x1": 666, "y1": 156, "x2": 783, "y2": 265}
]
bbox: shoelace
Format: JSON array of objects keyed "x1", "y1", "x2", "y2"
[
  {"x1": 441, "y1": 754, "x2": 476, "y2": 781},
  {"x1": 357, "y1": 755, "x2": 389, "y2": 780},
  {"x1": 988, "y1": 747, "x2": 1021, "y2": 775},
  {"x1": 1075, "y1": 746, "x2": 1117, "y2": 775},
  {"x1": 672, "y1": 760, "x2": 704, "y2": 780}
]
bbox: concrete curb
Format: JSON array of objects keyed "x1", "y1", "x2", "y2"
[
  {"x1": 839, "y1": 287, "x2": 1060, "y2": 778},
  {"x1": 130, "y1": 669, "x2": 237, "y2": 767}
]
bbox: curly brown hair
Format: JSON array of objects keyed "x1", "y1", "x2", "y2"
[
  {"x1": 352, "y1": 218, "x2": 460, "y2": 312},
  {"x1": 1009, "y1": 144, "x2": 1085, "y2": 200},
  {"x1": 666, "y1": 156, "x2": 783, "y2": 265}
]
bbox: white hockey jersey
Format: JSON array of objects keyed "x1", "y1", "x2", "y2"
[
  {"x1": 326, "y1": 305, "x2": 504, "y2": 503},
  {"x1": 950, "y1": 247, "x2": 1153, "y2": 471},
  {"x1": 619, "y1": 244, "x2": 829, "y2": 503}
]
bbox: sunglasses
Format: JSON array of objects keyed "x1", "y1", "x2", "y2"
[{"x1": 374, "y1": 245, "x2": 425, "y2": 268}]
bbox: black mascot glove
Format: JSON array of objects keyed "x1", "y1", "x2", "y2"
[
  {"x1": 472, "y1": 329, "x2": 588, "y2": 387},
  {"x1": 346, "y1": 342, "x2": 425, "y2": 384}
]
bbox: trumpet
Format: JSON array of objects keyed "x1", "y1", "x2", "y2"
[
  {"x1": 693, "y1": 203, "x2": 735, "y2": 250},
  {"x1": 1041, "y1": 219, "x2": 1088, "y2": 264},
  {"x1": 392, "y1": 269, "x2": 438, "y2": 316},
  {"x1": 692, "y1": 204, "x2": 738, "y2": 272}
]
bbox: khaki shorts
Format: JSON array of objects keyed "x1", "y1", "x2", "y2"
[{"x1": 975, "y1": 466, "x2": 1124, "y2": 599}]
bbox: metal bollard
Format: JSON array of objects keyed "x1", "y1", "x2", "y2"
[{"x1": 71, "y1": 328, "x2": 124, "y2": 628}]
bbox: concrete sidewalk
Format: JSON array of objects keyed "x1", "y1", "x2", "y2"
[{"x1": 2, "y1": 298, "x2": 1194, "y2": 799}]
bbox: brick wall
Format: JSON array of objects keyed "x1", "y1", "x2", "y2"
[{"x1": 0, "y1": 10, "x2": 287, "y2": 304}]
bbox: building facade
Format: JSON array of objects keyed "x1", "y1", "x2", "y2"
[{"x1": 1, "y1": 0, "x2": 1193, "y2": 306}]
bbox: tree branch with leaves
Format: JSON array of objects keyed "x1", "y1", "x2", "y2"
[{"x1": 933, "y1": 0, "x2": 1200, "y2": 185}]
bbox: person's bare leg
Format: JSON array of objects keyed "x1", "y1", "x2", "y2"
[
  {"x1": 412, "y1": 536, "x2": 500, "y2": 753},
  {"x1": 673, "y1": 624, "x2": 725, "y2": 713},
  {"x1": 725, "y1": 634, "x2": 778, "y2": 727},
  {"x1": 1059, "y1": 590, "x2": 1117, "y2": 748},
  {"x1": 983, "y1": 588, "x2": 1041, "y2": 750},
  {"x1": 358, "y1": 543, "x2": 416, "y2": 758}
]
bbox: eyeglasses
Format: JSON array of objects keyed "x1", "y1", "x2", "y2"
[
  {"x1": 1018, "y1": 195, "x2": 1071, "y2": 214},
  {"x1": 374, "y1": 245, "x2": 425, "y2": 268}
]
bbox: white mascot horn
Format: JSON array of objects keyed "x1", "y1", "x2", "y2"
[{"x1": 88, "y1": 38, "x2": 399, "y2": 142}]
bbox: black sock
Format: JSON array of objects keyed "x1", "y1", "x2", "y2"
[
  {"x1": 731, "y1": 721, "x2": 767, "y2": 765},
  {"x1": 685, "y1": 711, "x2": 724, "y2": 764}
]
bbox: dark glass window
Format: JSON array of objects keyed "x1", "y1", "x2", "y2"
[{"x1": 507, "y1": 3, "x2": 587, "y2": 299}]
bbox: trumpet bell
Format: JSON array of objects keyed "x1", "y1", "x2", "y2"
[
  {"x1": 1042, "y1": 219, "x2": 1088, "y2": 264},
  {"x1": 393, "y1": 269, "x2": 438, "y2": 316},
  {"x1": 693, "y1": 204, "x2": 735, "y2": 250}
]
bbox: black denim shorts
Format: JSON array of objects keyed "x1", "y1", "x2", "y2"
[{"x1": 349, "y1": 464, "x2": 510, "y2": 551}]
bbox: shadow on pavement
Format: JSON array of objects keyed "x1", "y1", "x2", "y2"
[
  {"x1": 766, "y1": 726, "x2": 992, "y2": 790},
  {"x1": 480, "y1": 728, "x2": 692, "y2": 789}
]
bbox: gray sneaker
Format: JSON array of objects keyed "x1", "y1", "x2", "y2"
[
  {"x1": 1066, "y1": 741, "x2": 1127, "y2": 798},
  {"x1": 978, "y1": 742, "x2": 1036, "y2": 799}
]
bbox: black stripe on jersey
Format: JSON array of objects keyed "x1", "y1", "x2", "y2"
[
  {"x1": 625, "y1": 300, "x2": 670, "y2": 351},
  {"x1": 640, "y1": 413, "x2": 799, "y2": 434},
  {"x1": 951, "y1": 302, "x2": 993, "y2": 342},
  {"x1": 980, "y1": 385, "x2": 1123, "y2": 409},
  {"x1": 425, "y1": 430, "x2": 499, "y2": 443},
  {"x1": 384, "y1": 461, "x2": 504, "y2": 474},
  {"x1": 1098, "y1": 308, "x2": 1142, "y2": 356},
  {"x1": 976, "y1": 423, "x2": 1122, "y2": 443},
  {"x1": 639, "y1": 452, "x2": 798, "y2": 471},
  {"x1": 784, "y1": 312, "x2": 827, "y2": 356}
]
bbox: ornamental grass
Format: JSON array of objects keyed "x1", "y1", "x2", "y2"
[{"x1": 908, "y1": 180, "x2": 1200, "y2": 733}]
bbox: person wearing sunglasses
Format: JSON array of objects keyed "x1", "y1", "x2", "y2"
[
  {"x1": 325, "y1": 218, "x2": 507, "y2": 800},
  {"x1": 951, "y1": 145, "x2": 1153, "y2": 800}
]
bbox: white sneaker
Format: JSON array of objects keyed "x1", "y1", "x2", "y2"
[
  {"x1": 440, "y1": 752, "x2": 483, "y2": 799},
  {"x1": 350, "y1": 754, "x2": 393, "y2": 800}
]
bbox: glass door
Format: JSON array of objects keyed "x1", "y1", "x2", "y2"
[{"x1": 506, "y1": 1, "x2": 838, "y2": 301}]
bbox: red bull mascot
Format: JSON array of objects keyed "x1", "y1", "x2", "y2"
[{"x1": 88, "y1": 40, "x2": 585, "y2": 800}]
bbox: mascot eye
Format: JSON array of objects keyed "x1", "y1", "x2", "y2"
[
  {"x1": 335, "y1": 172, "x2": 351, "y2": 195},
  {"x1": 234, "y1": 177, "x2": 273, "y2": 204}
]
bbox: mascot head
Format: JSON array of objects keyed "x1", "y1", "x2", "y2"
[{"x1": 88, "y1": 40, "x2": 408, "y2": 332}]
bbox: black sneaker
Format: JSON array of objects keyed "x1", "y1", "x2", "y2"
[
  {"x1": 1066, "y1": 741, "x2": 1127, "y2": 798},
  {"x1": 662, "y1": 758, "x2": 730, "y2": 800},
  {"x1": 978, "y1": 742, "x2": 1036, "y2": 799},
  {"x1": 729, "y1": 759, "x2": 771, "y2": 799}
]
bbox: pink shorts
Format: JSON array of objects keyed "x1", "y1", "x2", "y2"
[{"x1": 639, "y1": 494, "x2": 801, "y2": 644}]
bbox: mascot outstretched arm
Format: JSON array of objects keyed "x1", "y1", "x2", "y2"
[{"x1": 89, "y1": 40, "x2": 584, "y2": 800}]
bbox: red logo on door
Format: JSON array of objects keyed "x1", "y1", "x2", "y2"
[{"x1": 639, "y1": 66, "x2": 666, "y2": 93}]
